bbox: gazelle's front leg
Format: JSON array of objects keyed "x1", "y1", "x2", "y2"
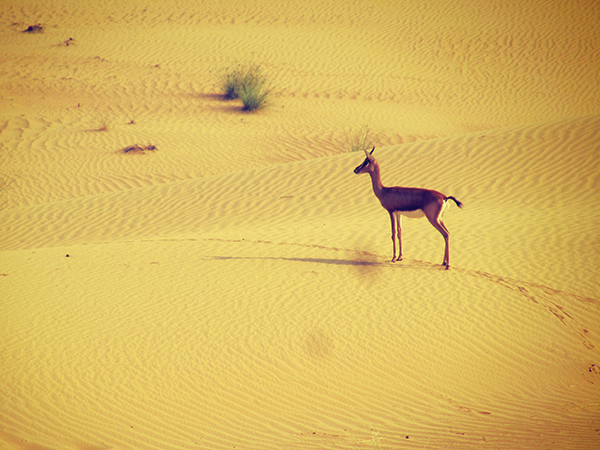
[
  {"x1": 390, "y1": 211, "x2": 403, "y2": 262},
  {"x1": 389, "y1": 211, "x2": 398, "y2": 262}
]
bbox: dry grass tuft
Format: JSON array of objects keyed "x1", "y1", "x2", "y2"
[{"x1": 348, "y1": 126, "x2": 382, "y2": 152}]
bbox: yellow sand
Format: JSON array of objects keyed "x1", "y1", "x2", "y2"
[{"x1": 1, "y1": 1, "x2": 599, "y2": 449}]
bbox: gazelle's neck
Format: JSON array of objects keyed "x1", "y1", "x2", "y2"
[{"x1": 369, "y1": 162, "x2": 384, "y2": 198}]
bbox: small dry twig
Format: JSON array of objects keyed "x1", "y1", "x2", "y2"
[
  {"x1": 23, "y1": 23, "x2": 43, "y2": 33},
  {"x1": 121, "y1": 144, "x2": 158, "y2": 155}
]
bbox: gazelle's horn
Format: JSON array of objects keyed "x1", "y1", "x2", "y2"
[{"x1": 370, "y1": 147, "x2": 375, "y2": 154}]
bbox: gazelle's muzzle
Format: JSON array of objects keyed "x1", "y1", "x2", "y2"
[{"x1": 354, "y1": 159, "x2": 369, "y2": 174}]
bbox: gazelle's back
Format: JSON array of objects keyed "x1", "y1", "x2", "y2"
[{"x1": 380, "y1": 186, "x2": 444, "y2": 213}]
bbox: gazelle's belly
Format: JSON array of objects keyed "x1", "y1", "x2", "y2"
[{"x1": 398, "y1": 209, "x2": 425, "y2": 219}]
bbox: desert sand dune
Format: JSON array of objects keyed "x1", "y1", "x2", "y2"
[{"x1": 1, "y1": 0, "x2": 599, "y2": 449}]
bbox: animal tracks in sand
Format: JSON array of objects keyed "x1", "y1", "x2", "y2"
[{"x1": 456, "y1": 267, "x2": 598, "y2": 351}]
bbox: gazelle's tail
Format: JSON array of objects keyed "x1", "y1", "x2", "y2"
[{"x1": 446, "y1": 196, "x2": 463, "y2": 209}]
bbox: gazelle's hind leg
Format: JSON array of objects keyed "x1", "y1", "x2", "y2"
[{"x1": 423, "y1": 202, "x2": 450, "y2": 268}]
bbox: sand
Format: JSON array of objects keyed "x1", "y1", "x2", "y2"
[{"x1": 1, "y1": 0, "x2": 599, "y2": 449}]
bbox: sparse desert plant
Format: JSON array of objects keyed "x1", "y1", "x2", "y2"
[
  {"x1": 356, "y1": 429, "x2": 382, "y2": 448},
  {"x1": 89, "y1": 116, "x2": 109, "y2": 132},
  {"x1": 369, "y1": 430, "x2": 381, "y2": 448},
  {"x1": 348, "y1": 125, "x2": 381, "y2": 152},
  {"x1": 218, "y1": 64, "x2": 271, "y2": 110},
  {"x1": 218, "y1": 65, "x2": 244, "y2": 99},
  {"x1": 239, "y1": 83, "x2": 271, "y2": 111},
  {"x1": 219, "y1": 69, "x2": 239, "y2": 100},
  {"x1": 218, "y1": 64, "x2": 263, "y2": 99}
]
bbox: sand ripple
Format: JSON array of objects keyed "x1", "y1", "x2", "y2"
[{"x1": 1, "y1": 0, "x2": 599, "y2": 449}]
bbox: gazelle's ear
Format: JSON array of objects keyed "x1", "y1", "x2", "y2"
[{"x1": 364, "y1": 147, "x2": 375, "y2": 161}]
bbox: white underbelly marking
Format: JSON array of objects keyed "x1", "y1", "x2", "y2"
[{"x1": 399, "y1": 209, "x2": 425, "y2": 219}]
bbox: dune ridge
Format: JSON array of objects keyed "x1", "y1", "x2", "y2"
[
  {"x1": 1, "y1": 0, "x2": 599, "y2": 449},
  {"x1": 1, "y1": 114, "x2": 598, "y2": 297}
]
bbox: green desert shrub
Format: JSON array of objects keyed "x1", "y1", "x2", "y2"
[
  {"x1": 218, "y1": 64, "x2": 271, "y2": 110},
  {"x1": 239, "y1": 83, "x2": 271, "y2": 111},
  {"x1": 220, "y1": 68, "x2": 241, "y2": 100}
]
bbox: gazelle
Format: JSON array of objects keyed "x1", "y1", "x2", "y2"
[{"x1": 354, "y1": 148, "x2": 462, "y2": 269}]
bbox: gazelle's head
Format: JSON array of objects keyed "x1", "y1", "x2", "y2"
[{"x1": 353, "y1": 147, "x2": 376, "y2": 175}]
